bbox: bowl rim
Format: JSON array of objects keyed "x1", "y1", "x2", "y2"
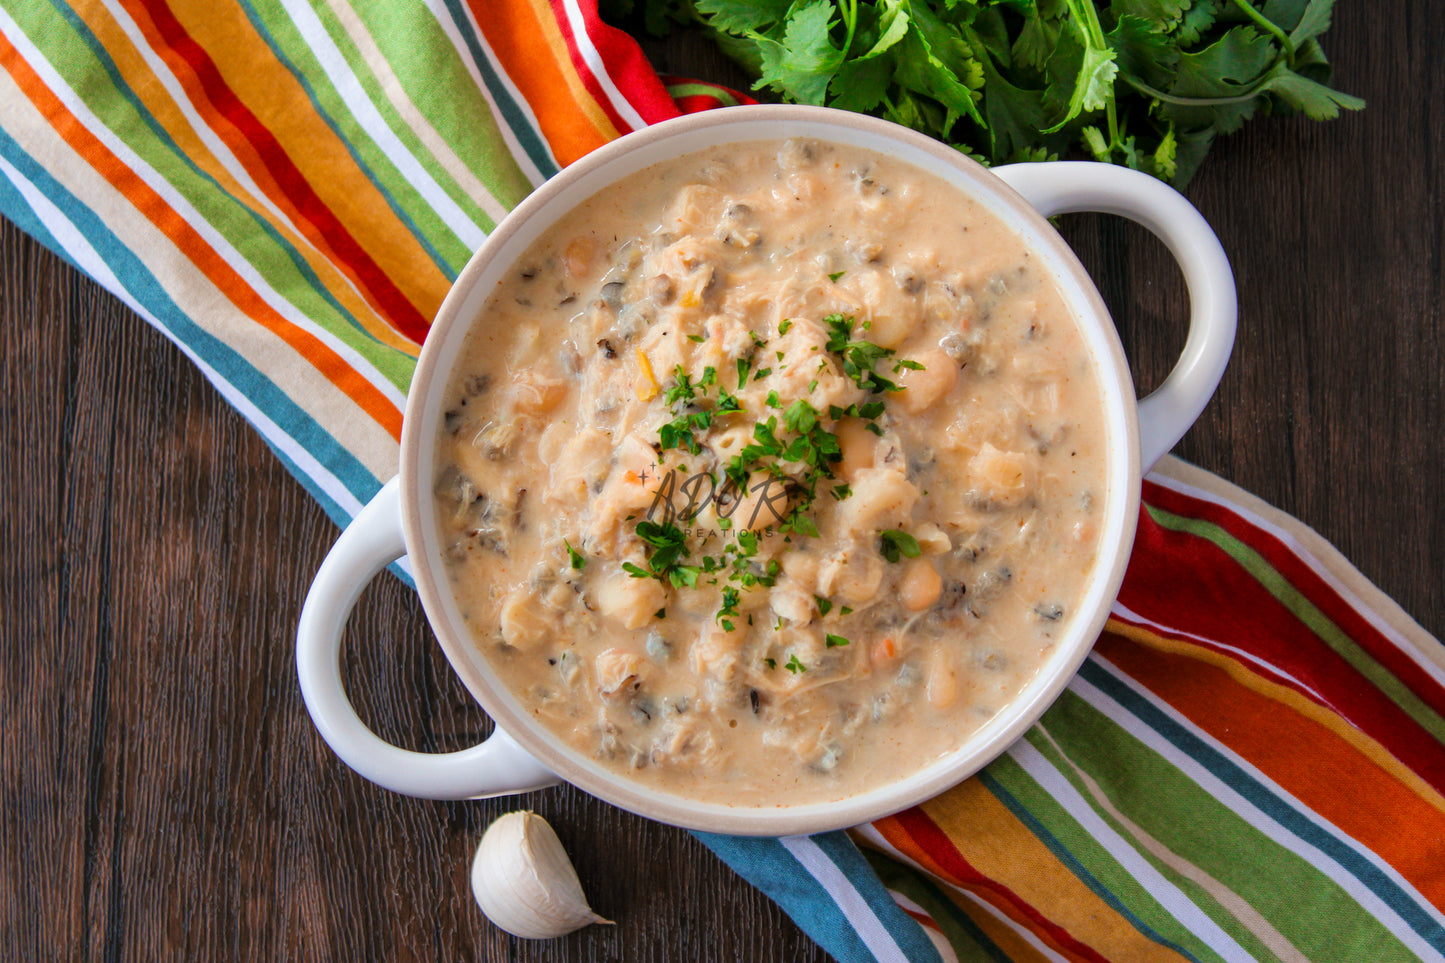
[{"x1": 399, "y1": 104, "x2": 1142, "y2": 835}]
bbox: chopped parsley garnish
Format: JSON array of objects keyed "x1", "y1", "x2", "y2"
[
  {"x1": 832, "y1": 398, "x2": 889, "y2": 438},
  {"x1": 662, "y1": 365, "x2": 698, "y2": 406},
  {"x1": 717, "y1": 585, "x2": 741, "y2": 631},
  {"x1": 830, "y1": 400, "x2": 886, "y2": 421},
  {"x1": 828, "y1": 271, "x2": 846, "y2": 282},
  {"x1": 627, "y1": 520, "x2": 702, "y2": 588},
  {"x1": 659, "y1": 407, "x2": 713, "y2": 455},
  {"x1": 622, "y1": 312, "x2": 928, "y2": 631},
  {"x1": 659, "y1": 365, "x2": 741, "y2": 456},
  {"x1": 687, "y1": 333, "x2": 705, "y2": 342},
  {"x1": 736, "y1": 356, "x2": 752, "y2": 387},
  {"x1": 564, "y1": 539, "x2": 585, "y2": 570},
  {"x1": 785, "y1": 653, "x2": 807, "y2": 673},
  {"x1": 779, "y1": 508, "x2": 820, "y2": 538},
  {"x1": 823, "y1": 314, "x2": 923, "y2": 393},
  {"x1": 825, "y1": 634, "x2": 850, "y2": 648},
  {"x1": 783, "y1": 399, "x2": 818, "y2": 434},
  {"x1": 878, "y1": 529, "x2": 923, "y2": 563}
]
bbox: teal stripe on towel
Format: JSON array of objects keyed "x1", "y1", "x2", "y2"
[{"x1": 698, "y1": 831, "x2": 946, "y2": 963}]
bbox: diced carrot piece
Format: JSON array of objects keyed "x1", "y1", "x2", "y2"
[
  {"x1": 636, "y1": 349, "x2": 659, "y2": 402},
  {"x1": 872, "y1": 637, "x2": 897, "y2": 665}
]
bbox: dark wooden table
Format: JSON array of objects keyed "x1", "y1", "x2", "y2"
[{"x1": 3, "y1": 6, "x2": 1440, "y2": 961}]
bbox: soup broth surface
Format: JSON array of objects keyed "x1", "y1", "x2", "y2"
[{"x1": 435, "y1": 139, "x2": 1108, "y2": 805}]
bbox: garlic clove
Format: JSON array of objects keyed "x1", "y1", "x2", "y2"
[{"x1": 471, "y1": 811, "x2": 612, "y2": 939}]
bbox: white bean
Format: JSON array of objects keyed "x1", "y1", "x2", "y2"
[
  {"x1": 838, "y1": 467, "x2": 918, "y2": 535},
  {"x1": 899, "y1": 559, "x2": 942, "y2": 612},
  {"x1": 926, "y1": 649, "x2": 959, "y2": 710},
  {"x1": 896, "y1": 349, "x2": 958, "y2": 414},
  {"x1": 500, "y1": 588, "x2": 550, "y2": 648},
  {"x1": 595, "y1": 570, "x2": 666, "y2": 630}
]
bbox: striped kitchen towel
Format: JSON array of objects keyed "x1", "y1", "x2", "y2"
[
  {"x1": 702, "y1": 456, "x2": 1445, "y2": 961},
  {"x1": 2, "y1": 2, "x2": 1440, "y2": 961}
]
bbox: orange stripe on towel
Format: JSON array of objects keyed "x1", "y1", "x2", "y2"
[
  {"x1": 469, "y1": 0, "x2": 618, "y2": 165},
  {"x1": 1099, "y1": 622, "x2": 1445, "y2": 905}
]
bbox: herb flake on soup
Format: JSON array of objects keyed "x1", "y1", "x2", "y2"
[{"x1": 435, "y1": 139, "x2": 1106, "y2": 806}]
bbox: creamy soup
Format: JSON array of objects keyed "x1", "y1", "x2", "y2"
[{"x1": 434, "y1": 139, "x2": 1107, "y2": 806}]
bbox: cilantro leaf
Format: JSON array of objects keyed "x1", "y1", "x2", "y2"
[
  {"x1": 1253, "y1": 61, "x2": 1365, "y2": 119},
  {"x1": 1012, "y1": 0, "x2": 1063, "y2": 71},
  {"x1": 1173, "y1": 26, "x2": 1278, "y2": 97},
  {"x1": 892, "y1": 10, "x2": 985, "y2": 131},
  {"x1": 829, "y1": 5, "x2": 909, "y2": 111},
  {"x1": 1174, "y1": 1, "x2": 1223, "y2": 46},
  {"x1": 1112, "y1": 0, "x2": 1187, "y2": 24},
  {"x1": 979, "y1": 55, "x2": 1059, "y2": 162},
  {"x1": 1107, "y1": 15, "x2": 1180, "y2": 91},
  {"x1": 1287, "y1": 0, "x2": 1336, "y2": 46},
  {"x1": 1040, "y1": 12, "x2": 1118, "y2": 134},
  {"x1": 754, "y1": 0, "x2": 846, "y2": 106},
  {"x1": 692, "y1": 0, "x2": 790, "y2": 34}
]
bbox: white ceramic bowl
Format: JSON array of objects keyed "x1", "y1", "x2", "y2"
[{"x1": 296, "y1": 105, "x2": 1235, "y2": 836}]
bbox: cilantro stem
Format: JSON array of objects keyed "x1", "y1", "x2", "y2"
[
  {"x1": 840, "y1": 0, "x2": 858, "y2": 56},
  {"x1": 1074, "y1": 0, "x2": 1120, "y2": 151},
  {"x1": 1230, "y1": 0, "x2": 1295, "y2": 66},
  {"x1": 1045, "y1": 0, "x2": 1118, "y2": 138},
  {"x1": 1072, "y1": 0, "x2": 1107, "y2": 49},
  {"x1": 1105, "y1": 101, "x2": 1121, "y2": 160},
  {"x1": 1123, "y1": 75, "x2": 1263, "y2": 108}
]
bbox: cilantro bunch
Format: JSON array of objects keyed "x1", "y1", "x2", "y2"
[{"x1": 611, "y1": 0, "x2": 1362, "y2": 186}]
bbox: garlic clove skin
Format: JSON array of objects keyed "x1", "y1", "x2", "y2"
[{"x1": 471, "y1": 811, "x2": 612, "y2": 939}]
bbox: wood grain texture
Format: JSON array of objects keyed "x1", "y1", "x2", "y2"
[{"x1": 1, "y1": 4, "x2": 1440, "y2": 961}]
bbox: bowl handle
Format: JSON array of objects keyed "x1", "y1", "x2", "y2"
[
  {"x1": 992, "y1": 162, "x2": 1236, "y2": 470},
  {"x1": 295, "y1": 478, "x2": 561, "y2": 799}
]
